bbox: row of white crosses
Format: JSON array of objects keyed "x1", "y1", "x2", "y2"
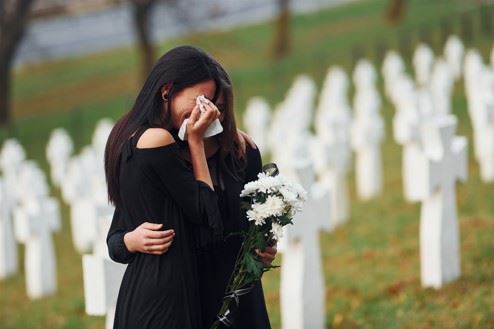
[
  {"x1": 51, "y1": 119, "x2": 115, "y2": 254},
  {"x1": 383, "y1": 38, "x2": 468, "y2": 288},
  {"x1": 240, "y1": 49, "x2": 470, "y2": 329},
  {"x1": 244, "y1": 65, "x2": 383, "y2": 327},
  {"x1": 246, "y1": 64, "x2": 385, "y2": 215},
  {"x1": 242, "y1": 62, "x2": 387, "y2": 327},
  {"x1": 0, "y1": 138, "x2": 61, "y2": 299},
  {"x1": 45, "y1": 118, "x2": 124, "y2": 329},
  {"x1": 246, "y1": 75, "x2": 329, "y2": 328}
]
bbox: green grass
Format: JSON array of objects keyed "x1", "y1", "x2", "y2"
[{"x1": 1, "y1": 0, "x2": 494, "y2": 328}]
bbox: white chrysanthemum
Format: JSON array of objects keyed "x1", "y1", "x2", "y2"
[
  {"x1": 246, "y1": 208, "x2": 265, "y2": 226},
  {"x1": 270, "y1": 222, "x2": 284, "y2": 241},
  {"x1": 263, "y1": 195, "x2": 285, "y2": 216},
  {"x1": 256, "y1": 174, "x2": 283, "y2": 194},
  {"x1": 246, "y1": 195, "x2": 286, "y2": 226},
  {"x1": 240, "y1": 179, "x2": 262, "y2": 197},
  {"x1": 278, "y1": 185, "x2": 298, "y2": 204}
]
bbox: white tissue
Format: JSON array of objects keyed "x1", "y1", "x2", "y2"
[{"x1": 178, "y1": 95, "x2": 223, "y2": 140}]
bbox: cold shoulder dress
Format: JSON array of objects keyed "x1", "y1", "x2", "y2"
[{"x1": 107, "y1": 126, "x2": 271, "y2": 329}]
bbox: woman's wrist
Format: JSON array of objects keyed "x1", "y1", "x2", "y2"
[
  {"x1": 187, "y1": 137, "x2": 205, "y2": 148},
  {"x1": 123, "y1": 231, "x2": 136, "y2": 253}
]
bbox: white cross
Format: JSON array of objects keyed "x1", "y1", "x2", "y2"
[
  {"x1": 243, "y1": 97, "x2": 271, "y2": 156},
  {"x1": 418, "y1": 115, "x2": 467, "y2": 289},
  {"x1": 0, "y1": 179, "x2": 17, "y2": 280},
  {"x1": 392, "y1": 81, "x2": 429, "y2": 203},
  {"x1": 46, "y1": 128, "x2": 73, "y2": 187},
  {"x1": 315, "y1": 102, "x2": 351, "y2": 226},
  {"x1": 281, "y1": 160, "x2": 330, "y2": 329},
  {"x1": 15, "y1": 196, "x2": 61, "y2": 299},
  {"x1": 14, "y1": 162, "x2": 61, "y2": 299},
  {"x1": 473, "y1": 69, "x2": 494, "y2": 182},
  {"x1": 352, "y1": 84, "x2": 384, "y2": 200}
]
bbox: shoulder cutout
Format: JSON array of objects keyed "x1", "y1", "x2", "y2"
[{"x1": 136, "y1": 128, "x2": 176, "y2": 149}]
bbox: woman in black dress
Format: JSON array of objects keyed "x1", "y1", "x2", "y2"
[{"x1": 105, "y1": 46, "x2": 275, "y2": 328}]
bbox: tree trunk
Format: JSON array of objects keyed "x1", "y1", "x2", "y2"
[
  {"x1": 272, "y1": 0, "x2": 290, "y2": 60},
  {"x1": 0, "y1": 58, "x2": 11, "y2": 125},
  {"x1": 0, "y1": 0, "x2": 36, "y2": 126},
  {"x1": 386, "y1": 0, "x2": 406, "y2": 25},
  {"x1": 132, "y1": 0, "x2": 157, "y2": 81}
]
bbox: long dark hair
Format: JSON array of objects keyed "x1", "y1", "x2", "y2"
[
  {"x1": 105, "y1": 46, "x2": 222, "y2": 207},
  {"x1": 213, "y1": 62, "x2": 247, "y2": 184}
]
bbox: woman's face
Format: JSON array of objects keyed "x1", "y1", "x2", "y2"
[{"x1": 169, "y1": 79, "x2": 216, "y2": 129}]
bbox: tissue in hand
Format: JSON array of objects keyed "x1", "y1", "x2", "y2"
[{"x1": 178, "y1": 95, "x2": 223, "y2": 140}]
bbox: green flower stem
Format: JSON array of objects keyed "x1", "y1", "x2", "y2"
[{"x1": 210, "y1": 225, "x2": 257, "y2": 329}]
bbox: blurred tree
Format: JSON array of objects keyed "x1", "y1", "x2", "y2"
[
  {"x1": 131, "y1": 0, "x2": 158, "y2": 80},
  {"x1": 386, "y1": 0, "x2": 406, "y2": 25},
  {"x1": 0, "y1": 0, "x2": 35, "y2": 125},
  {"x1": 272, "y1": 0, "x2": 291, "y2": 59}
]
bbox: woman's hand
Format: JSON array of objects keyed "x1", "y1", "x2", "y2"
[
  {"x1": 124, "y1": 222, "x2": 175, "y2": 255},
  {"x1": 237, "y1": 129, "x2": 257, "y2": 157},
  {"x1": 187, "y1": 100, "x2": 220, "y2": 144},
  {"x1": 256, "y1": 245, "x2": 278, "y2": 265},
  {"x1": 186, "y1": 99, "x2": 220, "y2": 189}
]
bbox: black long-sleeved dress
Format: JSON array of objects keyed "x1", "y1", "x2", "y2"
[{"x1": 107, "y1": 126, "x2": 271, "y2": 329}]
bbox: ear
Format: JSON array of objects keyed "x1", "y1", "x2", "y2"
[{"x1": 160, "y1": 83, "x2": 171, "y2": 99}]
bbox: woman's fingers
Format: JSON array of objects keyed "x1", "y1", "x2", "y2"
[
  {"x1": 201, "y1": 102, "x2": 220, "y2": 121},
  {"x1": 256, "y1": 247, "x2": 277, "y2": 264},
  {"x1": 140, "y1": 222, "x2": 163, "y2": 230},
  {"x1": 257, "y1": 252, "x2": 275, "y2": 261},
  {"x1": 264, "y1": 246, "x2": 278, "y2": 254},
  {"x1": 187, "y1": 98, "x2": 220, "y2": 141},
  {"x1": 145, "y1": 235, "x2": 174, "y2": 246},
  {"x1": 188, "y1": 105, "x2": 201, "y2": 126},
  {"x1": 146, "y1": 241, "x2": 173, "y2": 253},
  {"x1": 145, "y1": 229, "x2": 174, "y2": 239}
]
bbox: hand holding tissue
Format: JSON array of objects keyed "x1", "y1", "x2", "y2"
[{"x1": 178, "y1": 95, "x2": 223, "y2": 141}]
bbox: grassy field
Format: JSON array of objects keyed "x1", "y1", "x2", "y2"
[{"x1": 1, "y1": 0, "x2": 494, "y2": 328}]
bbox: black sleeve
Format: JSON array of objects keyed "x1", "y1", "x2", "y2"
[
  {"x1": 244, "y1": 144, "x2": 263, "y2": 184},
  {"x1": 106, "y1": 208, "x2": 136, "y2": 264},
  {"x1": 145, "y1": 144, "x2": 223, "y2": 238}
]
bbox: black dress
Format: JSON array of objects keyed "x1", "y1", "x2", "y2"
[{"x1": 107, "y1": 126, "x2": 271, "y2": 329}]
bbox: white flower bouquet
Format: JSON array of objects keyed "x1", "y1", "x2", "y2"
[{"x1": 211, "y1": 163, "x2": 307, "y2": 328}]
